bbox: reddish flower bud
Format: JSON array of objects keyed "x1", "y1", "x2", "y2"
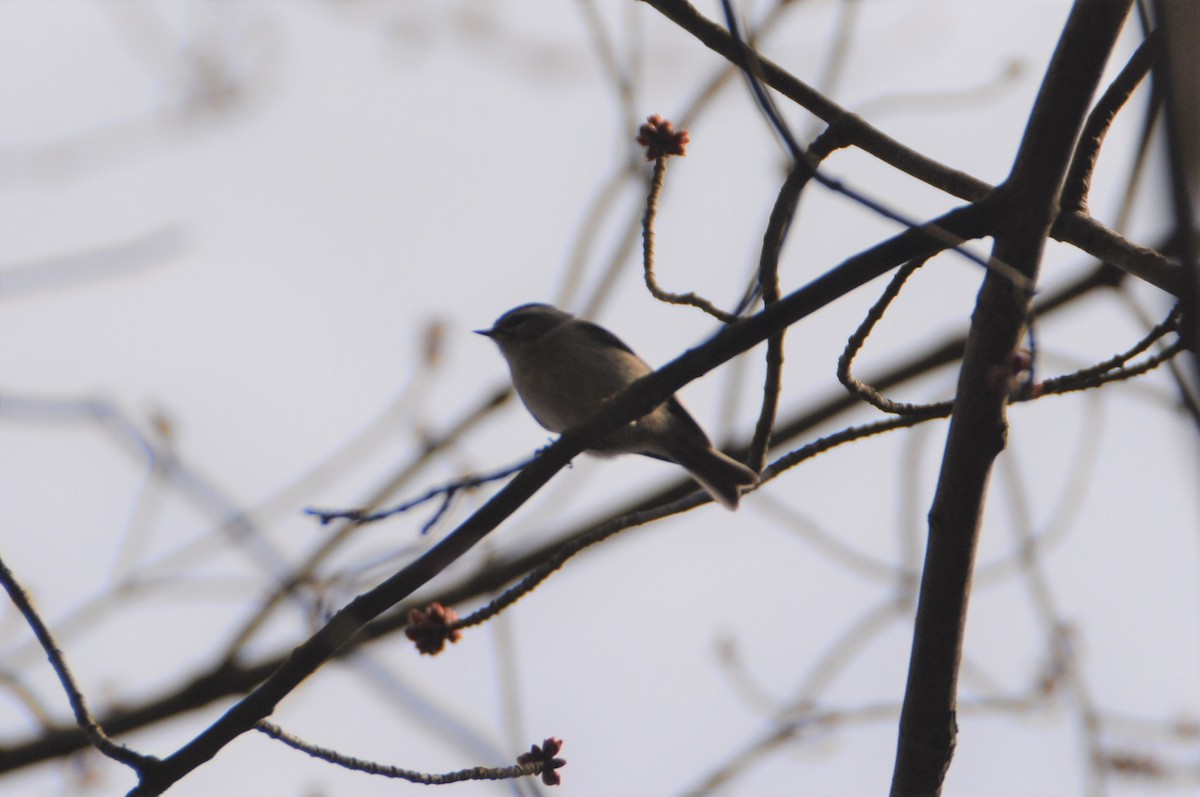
[
  {"x1": 636, "y1": 114, "x2": 689, "y2": 160},
  {"x1": 404, "y1": 602, "x2": 462, "y2": 655}
]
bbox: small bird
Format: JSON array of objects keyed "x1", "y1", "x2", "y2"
[{"x1": 477, "y1": 303, "x2": 758, "y2": 510}]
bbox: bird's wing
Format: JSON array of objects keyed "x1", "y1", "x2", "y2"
[
  {"x1": 664, "y1": 395, "x2": 711, "y2": 446},
  {"x1": 573, "y1": 319, "x2": 639, "y2": 356}
]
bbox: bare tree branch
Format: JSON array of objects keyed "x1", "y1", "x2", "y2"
[{"x1": 891, "y1": 3, "x2": 1133, "y2": 794}]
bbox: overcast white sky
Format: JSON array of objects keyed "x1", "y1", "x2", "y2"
[{"x1": 0, "y1": 2, "x2": 1196, "y2": 796}]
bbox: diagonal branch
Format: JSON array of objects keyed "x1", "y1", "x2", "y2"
[
  {"x1": 0, "y1": 258, "x2": 1122, "y2": 778},
  {"x1": 640, "y1": 0, "x2": 1182, "y2": 298},
  {"x1": 125, "y1": 202, "x2": 991, "y2": 795},
  {"x1": 639, "y1": 0, "x2": 991, "y2": 201}
]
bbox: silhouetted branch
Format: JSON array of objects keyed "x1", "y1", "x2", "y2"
[
  {"x1": 891, "y1": 3, "x2": 1132, "y2": 794},
  {"x1": 254, "y1": 722, "x2": 565, "y2": 786},
  {"x1": 0, "y1": 555, "x2": 153, "y2": 772}
]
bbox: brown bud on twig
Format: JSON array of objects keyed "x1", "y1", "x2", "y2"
[
  {"x1": 636, "y1": 114, "x2": 689, "y2": 161},
  {"x1": 404, "y1": 602, "x2": 462, "y2": 655},
  {"x1": 517, "y1": 737, "x2": 566, "y2": 786}
]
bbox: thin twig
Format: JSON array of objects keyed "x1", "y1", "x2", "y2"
[
  {"x1": 1039, "y1": 339, "x2": 1185, "y2": 397},
  {"x1": 305, "y1": 454, "x2": 534, "y2": 527},
  {"x1": 577, "y1": 0, "x2": 802, "y2": 320},
  {"x1": 454, "y1": 411, "x2": 943, "y2": 634},
  {"x1": 646, "y1": 0, "x2": 1181, "y2": 297},
  {"x1": 837, "y1": 257, "x2": 955, "y2": 416},
  {"x1": 719, "y1": 0, "x2": 1031, "y2": 295},
  {"x1": 640, "y1": 150, "x2": 738, "y2": 322},
  {"x1": 462, "y1": 326, "x2": 1186, "y2": 645},
  {"x1": 1042, "y1": 304, "x2": 1180, "y2": 389},
  {"x1": 254, "y1": 721, "x2": 561, "y2": 785},
  {"x1": 1062, "y1": 29, "x2": 1159, "y2": 213},
  {"x1": 0, "y1": 555, "x2": 153, "y2": 771}
]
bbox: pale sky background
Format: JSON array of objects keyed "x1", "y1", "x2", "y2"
[{"x1": 0, "y1": 2, "x2": 1196, "y2": 796}]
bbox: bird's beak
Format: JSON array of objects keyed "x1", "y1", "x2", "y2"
[{"x1": 474, "y1": 328, "x2": 495, "y2": 338}]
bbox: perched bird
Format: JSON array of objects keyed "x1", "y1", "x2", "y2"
[{"x1": 477, "y1": 303, "x2": 758, "y2": 510}]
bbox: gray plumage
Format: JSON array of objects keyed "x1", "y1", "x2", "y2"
[{"x1": 477, "y1": 303, "x2": 758, "y2": 510}]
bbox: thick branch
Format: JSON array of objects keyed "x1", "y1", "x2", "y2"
[{"x1": 890, "y1": 2, "x2": 1133, "y2": 795}]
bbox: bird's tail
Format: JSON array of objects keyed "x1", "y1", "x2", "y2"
[{"x1": 670, "y1": 446, "x2": 759, "y2": 511}]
